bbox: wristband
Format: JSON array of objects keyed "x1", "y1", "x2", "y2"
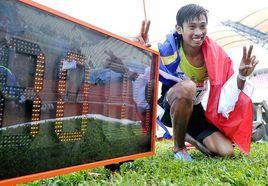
[{"x1": 238, "y1": 73, "x2": 247, "y2": 81}]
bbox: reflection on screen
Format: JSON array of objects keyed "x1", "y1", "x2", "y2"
[
  {"x1": 7, "y1": 53, "x2": 36, "y2": 88},
  {"x1": 3, "y1": 99, "x2": 33, "y2": 127},
  {"x1": 66, "y1": 66, "x2": 84, "y2": 95},
  {"x1": 2, "y1": 51, "x2": 36, "y2": 127}
]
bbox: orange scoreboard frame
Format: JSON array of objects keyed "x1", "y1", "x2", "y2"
[{"x1": 0, "y1": 0, "x2": 159, "y2": 185}]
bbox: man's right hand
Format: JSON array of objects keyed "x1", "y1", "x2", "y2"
[{"x1": 135, "y1": 20, "x2": 151, "y2": 47}]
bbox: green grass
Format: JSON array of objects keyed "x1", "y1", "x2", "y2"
[{"x1": 26, "y1": 141, "x2": 268, "y2": 186}]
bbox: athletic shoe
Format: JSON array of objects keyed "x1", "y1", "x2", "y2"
[{"x1": 174, "y1": 148, "x2": 193, "y2": 162}]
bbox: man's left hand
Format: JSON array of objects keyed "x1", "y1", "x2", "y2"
[{"x1": 239, "y1": 45, "x2": 258, "y2": 77}]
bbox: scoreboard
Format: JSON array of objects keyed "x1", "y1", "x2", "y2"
[{"x1": 0, "y1": 0, "x2": 159, "y2": 184}]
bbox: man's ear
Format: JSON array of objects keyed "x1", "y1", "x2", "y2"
[{"x1": 175, "y1": 25, "x2": 182, "y2": 34}]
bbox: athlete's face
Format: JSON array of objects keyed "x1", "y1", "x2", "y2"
[{"x1": 177, "y1": 15, "x2": 207, "y2": 48}]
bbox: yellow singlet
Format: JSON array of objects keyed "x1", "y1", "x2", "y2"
[{"x1": 179, "y1": 46, "x2": 207, "y2": 83}]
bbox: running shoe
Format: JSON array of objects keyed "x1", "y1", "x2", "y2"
[{"x1": 174, "y1": 148, "x2": 193, "y2": 162}]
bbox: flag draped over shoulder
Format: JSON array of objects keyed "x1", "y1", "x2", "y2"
[
  {"x1": 158, "y1": 33, "x2": 253, "y2": 154},
  {"x1": 202, "y1": 38, "x2": 253, "y2": 154}
]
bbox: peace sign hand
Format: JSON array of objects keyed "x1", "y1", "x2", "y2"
[
  {"x1": 239, "y1": 45, "x2": 259, "y2": 77},
  {"x1": 135, "y1": 20, "x2": 151, "y2": 47}
]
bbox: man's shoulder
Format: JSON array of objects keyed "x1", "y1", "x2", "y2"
[
  {"x1": 158, "y1": 41, "x2": 173, "y2": 56},
  {"x1": 158, "y1": 32, "x2": 180, "y2": 57}
]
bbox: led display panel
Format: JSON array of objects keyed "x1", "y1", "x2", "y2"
[{"x1": 0, "y1": 0, "x2": 159, "y2": 184}]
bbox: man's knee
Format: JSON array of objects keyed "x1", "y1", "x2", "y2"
[
  {"x1": 203, "y1": 132, "x2": 234, "y2": 157},
  {"x1": 167, "y1": 80, "x2": 196, "y2": 105},
  {"x1": 180, "y1": 80, "x2": 197, "y2": 94},
  {"x1": 217, "y1": 145, "x2": 234, "y2": 157}
]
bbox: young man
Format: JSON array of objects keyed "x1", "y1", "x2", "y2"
[{"x1": 136, "y1": 4, "x2": 258, "y2": 161}]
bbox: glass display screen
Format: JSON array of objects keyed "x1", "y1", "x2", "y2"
[{"x1": 0, "y1": 0, "x2": 158, "y2": 181}]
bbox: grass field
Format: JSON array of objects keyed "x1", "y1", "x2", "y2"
[{"x1": 27, "y1": 141, "x2": 268, "y2": 186}]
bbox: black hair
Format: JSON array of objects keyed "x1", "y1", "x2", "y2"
[{"x1": 176, "y1": 4, "x2": 208, "y2": 27}]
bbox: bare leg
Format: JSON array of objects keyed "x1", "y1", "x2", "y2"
[
  {"x1": 203, "y1": 131, "x2": 234, "y2": 157},
  {"x1": 166, "y1": 80, "x2": 196, "y2": 152},
  {"x1": 185, "y1": 133, "x2": 215, "y2": 156},
  {"x1": 170, "y1": 98, "x2": 193, "y2": 151}
]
